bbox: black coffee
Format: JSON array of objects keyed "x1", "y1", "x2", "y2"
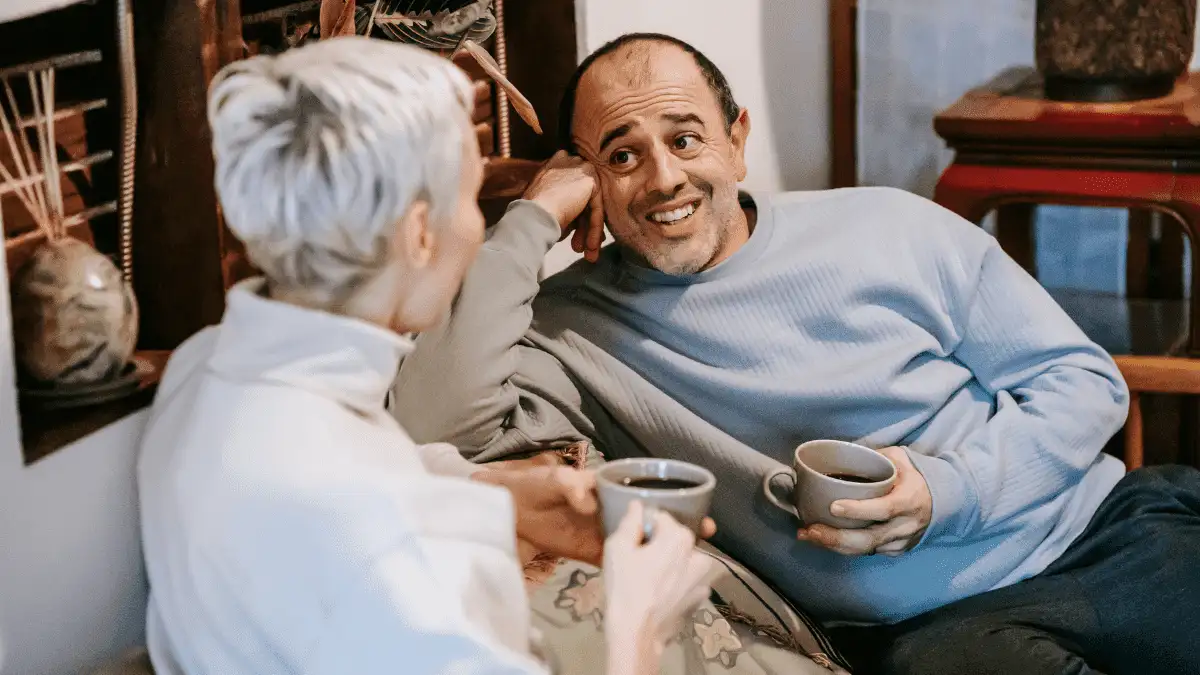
[
  {"x1": 824, "y1": 472, "x2": 876, "y2": 483},
  {"x1": 622, "y1": 477, "x2": 701, "y2": 490}
]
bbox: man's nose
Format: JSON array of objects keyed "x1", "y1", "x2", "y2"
[{"x1": 645, "y1": 143, "x2": 687, "y2": 195}]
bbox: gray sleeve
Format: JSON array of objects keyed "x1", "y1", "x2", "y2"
[{"x1": 391, "y1": 200, "x2": 590, "y2": 461}]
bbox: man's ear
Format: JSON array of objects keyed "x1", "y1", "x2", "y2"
[
  {"x1": 395, "y1": 200, "x2": 434, "y2": 270},
  {"x1": 729, "y1": 108, "x2": 751, "y2": 182}
]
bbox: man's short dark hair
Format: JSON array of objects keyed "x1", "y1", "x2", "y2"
[{"x1": 556, "y1": 33, "x2": 741, "y2": 152}]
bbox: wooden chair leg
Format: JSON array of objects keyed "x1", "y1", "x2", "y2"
[
  {"x1": 1125, "y1": 391, "x2": 1144, "y2": 471},
  {"x1": 994, "y1": 203, "x2": 1037, "y2": 276}
]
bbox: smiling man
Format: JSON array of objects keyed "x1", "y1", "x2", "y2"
[{"x1": 393, "y1": 33, "x2": 1200, "y2": 675}]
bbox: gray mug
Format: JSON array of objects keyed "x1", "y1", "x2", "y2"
[
  {"x1": 595, "y1": 458, "x2": 716, "y2": 538},
  {"x1": 762, "y1": 440, "x2": 896, "y2": 529}
]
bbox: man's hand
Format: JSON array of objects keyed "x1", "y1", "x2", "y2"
[
  {"x1": 523, "y1": 150, "x2": 606, "y2": 262},
  {"x1": 797, "y1": 446, "x2": 933, "y2": 557},
  {"x1": 474, "y1": 465, "x2": 605, "y2": 565}
]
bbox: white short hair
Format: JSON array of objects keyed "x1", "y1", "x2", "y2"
[{"x1": 207, "y1": 37, "x2": 474, "y2": 300}]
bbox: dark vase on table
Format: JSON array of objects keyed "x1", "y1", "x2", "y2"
[{"x1": 1037, "y1": 0, "x2": 1197, "y2": 102}]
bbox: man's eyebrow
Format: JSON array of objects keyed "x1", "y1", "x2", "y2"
[
  {"x1": 598, "y1": 123, "x2": 633, "y2": 153},
  {"x1": 664, "y1": 112, "x2": 705, "y2": 127}
]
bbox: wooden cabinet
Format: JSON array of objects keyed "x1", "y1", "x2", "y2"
[{"x1": 132, "y1": 0, "x2": 578, "y2": 349}]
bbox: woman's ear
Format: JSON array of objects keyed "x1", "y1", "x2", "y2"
[{"x1": 395, "y1": 200, "x2": 434, "y2": 269}]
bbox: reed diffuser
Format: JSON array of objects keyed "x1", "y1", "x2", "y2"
[{"x1": 1, "y1": 62, "x2": 138, "y2": 388}]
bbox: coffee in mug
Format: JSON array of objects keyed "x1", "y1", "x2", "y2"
[
  {"x1": 595, "y1": 458, "x2": 716, "y2": 537},
  {"x1": 762, "y1": 440, "x2": 896, "y2": 529}
]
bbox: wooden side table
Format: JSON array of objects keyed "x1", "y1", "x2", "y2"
[
  {"x1": 934, "y1": 66, "x2": 1200, "y2": 354},
  {"x1": 934, "y1": 67, "x2": 1200, "y2": 469}
]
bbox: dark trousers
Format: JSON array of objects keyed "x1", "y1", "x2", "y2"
[{"x1": 829, "y1": 466, "x2": 1200, "y2": 675}]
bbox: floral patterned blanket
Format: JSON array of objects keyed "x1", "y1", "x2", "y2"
[
  {"x1": 512, "y1": 442, "x2": 851, "y2": 674},
  {"x1": 526, "y1": 544, "x2": 851, "y2": 675}
]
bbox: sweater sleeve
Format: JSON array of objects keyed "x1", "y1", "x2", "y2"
[
  {"x1": 907, "y1": 238, "x2": 1129, "y2": 545},
  {"x1": 392, "y1": 200, "x2": 590, "y2": 460}
]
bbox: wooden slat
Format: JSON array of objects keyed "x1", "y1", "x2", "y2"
[
  {"x1": 499, "y1": 0, "x2": 578, "y2": 159},
  {"x1": 1127, "y1": 209, "x2": 1152, "y2": 298},
  {"x1": 1125, "y1": 391, "x2": 1144, "y2": 470},
  {"x1": 0, "y1": 49, "x2": 102, "y2": 79},
  {"x1": 829, "y1": 0, "x2": 857, "y2": 188},
  {"x1": 995, "y1": 202, "x2": 1037, "y2": 275},
  {"x1": 131, "y1": 0, "x2": 240, "y2": 348},
  {"x1": 1115, "y1": 355, "x2": 1200, "y2": 394}
]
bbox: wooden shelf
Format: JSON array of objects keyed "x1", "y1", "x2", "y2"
[
  {"x1": 481, "y1": 156, "x2": 540, "y2": 200},
  {"x1": 19, "y1": 349, "x2": 170, "y2": 465}
]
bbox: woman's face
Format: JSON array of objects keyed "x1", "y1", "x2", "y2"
[{"x1": 394, "y1": 122, "x2": 486, "y2": 332}]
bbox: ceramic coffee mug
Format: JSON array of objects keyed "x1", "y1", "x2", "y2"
[
  {"x1": 762, "y1": 440, "x2": 897, "y2": 529},
  {"x1": 595, "y1": 458, "x2": 716, "y2": 538}
]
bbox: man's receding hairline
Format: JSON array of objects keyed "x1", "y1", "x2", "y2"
[
  {"x1": 586, "y1": 38, "x2": 697, "y2": 87},
  {"x1": 557, "y1": 32, "x2": 741, "y2": 151}
]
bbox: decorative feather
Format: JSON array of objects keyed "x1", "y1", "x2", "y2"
[
  {"x1": 320, "y1": 0, "x2": 356, "y2": 39},
  {"x1": 461, "y1": 38, "x2": 542, "y2": 135}
]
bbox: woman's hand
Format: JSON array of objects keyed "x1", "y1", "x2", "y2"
[
  {"x1": 474, "y1": 465, "x2": 605, "y2": 565},
  {"x1": 602, "y1": 501, "x2": 717, "y2": 673}
]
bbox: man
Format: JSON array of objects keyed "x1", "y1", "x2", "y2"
[{"x1": 393, "y1": 33, "x2": 1200, "y2": 674}]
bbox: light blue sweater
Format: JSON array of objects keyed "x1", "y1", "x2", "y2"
[{"x1": 395, "y1": 186, "x2": 1129, "y2": 624}]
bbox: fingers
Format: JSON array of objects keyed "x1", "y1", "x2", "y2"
[
  {"x1": 799, "y1": 518, "x2": 923, "y2": 556},
  {"x1": 585, "y1": 186, "x2": 605, "y2": 262},
  {"x1": 609, "y1": 500, "x2": 646, "y2": 548},
  {"x1": 830, "y1": 493, "x2": 902, "y2": 522},
  {"x1": 699, "y1": 517, "x2": 717, "y2": 540},
  {"x1": 645, "y1": 511, "x2": 697, "y2": 562},
  {"x1": 874, "y1": 538, "x2": 910, "y2": 557},
  {"x1": 557, "y1": 467, "x2": 598, "y2": 515},
  {"x1": 677, "y1": 552, "x2": 718, "y2": 609},
  {"x1": 799, "y1": 522, "x2": 886, "y2": 556},
  {"x1": 571, "y1": 218, "x2": 586, "y2": 252},
  {"x1": 829, "y1": 446, "x2": 919, "y2": 522}
]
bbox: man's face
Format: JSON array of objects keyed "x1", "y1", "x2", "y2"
[{"x1": 571, "y1": 42, "x2": 750, "y2": 275}]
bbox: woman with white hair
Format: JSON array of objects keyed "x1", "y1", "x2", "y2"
[{"x1": 135, "y1": 36, "x2": 714, "y2": 675}]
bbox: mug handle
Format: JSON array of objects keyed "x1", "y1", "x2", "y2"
[{"x1": 762, "y1": 468, "x2": 799, "y2": 518}]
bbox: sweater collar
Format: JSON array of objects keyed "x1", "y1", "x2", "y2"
[{"x1": 208, "y1": 278, "x2": 411, "y2": 415}]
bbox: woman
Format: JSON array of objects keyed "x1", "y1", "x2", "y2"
[{"x1": 135, "y1": 36, "x2": 713, "y2": 675}]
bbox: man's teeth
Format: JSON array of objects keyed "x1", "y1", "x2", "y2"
[{"x1": 649, "y1": 202, "x2": 697, "y2": 224}]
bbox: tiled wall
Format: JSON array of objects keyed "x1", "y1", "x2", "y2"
[{"x1": 856, "y1": 0, "x2": 1131, "y2": 295}]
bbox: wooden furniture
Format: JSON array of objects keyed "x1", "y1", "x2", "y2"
[
  {"x1": 934, "y1": 67, "x2": 1200, "y2": 470},
  {"x1": 1115, "y1": 356, "x2": 1200, "y2": 470},
  {"x1": 828, "y1": 0, "x2": 857, "y2": 189},
  {"x1": 133, "y1": 0, "x2": 575, "y2": 350},
  {"x1": 0, "y1": 1, "x2": 163, "y2": 463}
]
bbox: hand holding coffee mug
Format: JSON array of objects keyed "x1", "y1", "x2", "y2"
[
  {"x1": 763, "y1": 441, "x2": 932, "y2": 557},
  {"x1": 595, "y1": 458, "x2": 717, "y2": 540}
]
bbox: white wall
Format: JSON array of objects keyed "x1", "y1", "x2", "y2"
[
  {"x1": 545, "y1": 0, "x2": 830, "y2": 275},
  {"x1": 0, "y1": 256, "x2": 148, "y2": 675}
]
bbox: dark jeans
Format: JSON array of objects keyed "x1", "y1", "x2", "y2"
[{"x1": 829, "y1": 465, "x2": 1200, "y2": 675}]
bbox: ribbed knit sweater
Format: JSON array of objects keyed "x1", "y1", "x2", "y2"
[{"x1": 393, "y1": 186, "x2": 1129, "y2": 625}]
